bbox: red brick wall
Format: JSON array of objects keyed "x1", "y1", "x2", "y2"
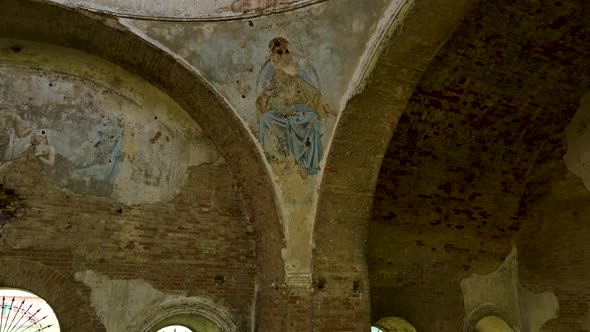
[{"x1": 0, "y1": 158, "x2": 256, "y2": 331}]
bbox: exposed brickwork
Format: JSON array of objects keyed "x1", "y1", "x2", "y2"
[
  {"x1": 0, "y1": 257, "x2": 102, "y2": 331},
  {"x1": 0, "y1": 159, "x2": 255, "y2": 331},
  {"x1": 1, "y1": 0, "x2": 589, "y2": 331},
  {"x1": 0, "y1": 1, "x2": 286, "y2": 330},
  {"x1": 371, "y1": 0, "x2": 590, "y2": 330},
  {"x1": 312, "y1": 0, "x2": 469, "y2": 329}
]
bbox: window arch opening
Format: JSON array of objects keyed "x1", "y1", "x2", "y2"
[
  {"x1": 464, "y1": 305, "x2": 520, "y2": 332},
  {"x1": 148, "y1": 313, "x2": 220, "y2": 332},
  {"x1": 156, "y1": 325, "x2": 193, "y2": 332},
  {"x1": 475, "y1": 315, "x2": 515, "y2": 332},
  {"x1": 0, "y1": 288, "x2": 60, "y2": 331},
  {"x1": 373, "y1": 316, "x2": 417, "y2": 332}
]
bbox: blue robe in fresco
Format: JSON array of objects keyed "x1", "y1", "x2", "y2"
[{"x1": 256, "y1": 70, "x2": 333, "y2": 177}]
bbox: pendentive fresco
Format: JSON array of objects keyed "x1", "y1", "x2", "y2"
[
  {"x1": 257, "y1": 37, "x2": 335, "y2": 178},
  {"x1": 127, "y1": 0, "x2": 405, "y2": 276}
]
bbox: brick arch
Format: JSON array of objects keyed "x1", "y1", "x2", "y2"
[
  {"x1": 311, "y1": 0, "x2": 470, "y2": 330},
  {"x1": 0, "y1": 258, "x2": 101, "y2": 331},
  {"x1": 317, "y1": 0, "x2": 590, "y2": 330},
  {"x1": 0, "y1": 0, "x2": 285, "y2": 329},
  {"x1": 128, "y1": 298, "x2": 239, "y2": 332},
  {"x1": 463, "y1": 304, "x2": 520, "y2": 332}
]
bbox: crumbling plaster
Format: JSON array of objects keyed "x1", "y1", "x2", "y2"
[
  {"x1": 119, "y1": 0, "x2": 411, "y2": 282},
  {"x1": 0, "y1": 2, "x2": 284, "y2": 330},
  {"x1": 461, "y1": 247, "x2": 559, "y2": 332},
  {"x1": 0, "y1": 38, "x2": 219, "y2": 205},
  {"x1": 75, "y1": 270, "x2": 237, "y2": 332}
]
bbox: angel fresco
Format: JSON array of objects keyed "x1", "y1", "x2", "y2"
[{"x1": 256, "y1": 37, "x2": 336, "y2": 178}]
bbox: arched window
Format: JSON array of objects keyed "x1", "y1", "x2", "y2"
[
  {"x1": 128, "y1": 298, "x2": 238, "y2": 332},
  {"x1": 0, "y1": 288, "x2": 60, "y2": 331},
  {"x1": 475, "y1": 316, "x2": 515, "y2": 332},
  {"x1": 156, "y1": 325, "x2": 193, "y2": 332},
  {"x1": 373, "y1": 316, "x2": 417, "y2": 332},
  {"x1": 464, "y1": 305, "x2": 519, "y2": 332}
]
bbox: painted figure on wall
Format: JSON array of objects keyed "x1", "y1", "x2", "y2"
[
  {"x1": 256, "y1": 37, "x2": 336, "y2": 178},
  {"x1": 27, "y1": 130, "x2": 55, "y2": 167},
  {"x1": 107, "y1": 116, "x2": 126, "y2": 184},
  {"x1": 0, "y1": 111, "x2": 34, "y2": 164}
]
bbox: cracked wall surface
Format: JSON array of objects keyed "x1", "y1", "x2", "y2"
[
  {"x1": 75, "y1": 270, "x2": 223, "y2": 332},
  {"x1": 0, "y1": 39, "x2": 256, "y2": 331},
  {"x1": 1, "y1": 0, "x2": 590, "y2": 330}
]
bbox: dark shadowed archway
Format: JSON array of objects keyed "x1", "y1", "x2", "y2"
[{"x1": 311, "y1": 0, "x2": 471, "y2": 330}]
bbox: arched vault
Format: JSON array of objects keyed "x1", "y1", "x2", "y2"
[{"x1": 0, "y1": 0, "x2": 286, "y2": 327}]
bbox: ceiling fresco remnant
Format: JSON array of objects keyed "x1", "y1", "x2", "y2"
[
  {"x1": 51, "y1": 0, "x2": 323, "y2": 20},
  {"x1": 0, "y1": 66, "x2": 220, "y2": 205},
  {"x1": 123, "y1": 0, "x2": 407, "y2": 281},
  {"x1": 37, "y1": 0, "x2": 409, "y2": 282}
]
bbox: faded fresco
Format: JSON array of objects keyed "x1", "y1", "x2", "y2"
[
  {"x1": 0, "y1": 66, "x2": 219, "y2": 204},
  {"x1": 51, "y1": 0, "x2": 320, "y2": 19},
  {"x1": 126, "y1": 0, "x2": 402, "y2": 278},
  {"x1": 257, "y1": 37, "x2": 335, "y2": 178}
]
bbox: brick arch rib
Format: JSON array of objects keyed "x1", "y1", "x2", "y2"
[
  {"x1": 311, "y1": 0, "x2": 471, "y2": 330},
  {"x1": 0, "y1": 1, "x2": 286, "y2": 330}
]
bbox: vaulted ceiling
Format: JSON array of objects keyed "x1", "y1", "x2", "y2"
[
  {"x1": 370, "y1": 0, "x2": 590, "y2": 330},
  {"x1": 0, "y1": 0, "x2": 589, "y2": 330}
]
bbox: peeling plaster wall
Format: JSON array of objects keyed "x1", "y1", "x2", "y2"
[
  {"x1": 461, "y1": 247, "x2": 559, "y2": 332},
  {"x1": 124, "y1": 0, "x2": 404, "y2": 281},
  {"x1": 0, "y1": 40, "x2": 255, "y2": 331},
  {"x1": 461, "y1": 248, "x2": 522, "y2": 326},
  {"x1": 0, "y1": 39, "x2": 219, "y2": 205},
  {"x1": 75, "y1": 270, "x2": 222, "y2": 332},
  {"x1": 76, "y1": 270, "x2": 176, "y2": 332}
]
